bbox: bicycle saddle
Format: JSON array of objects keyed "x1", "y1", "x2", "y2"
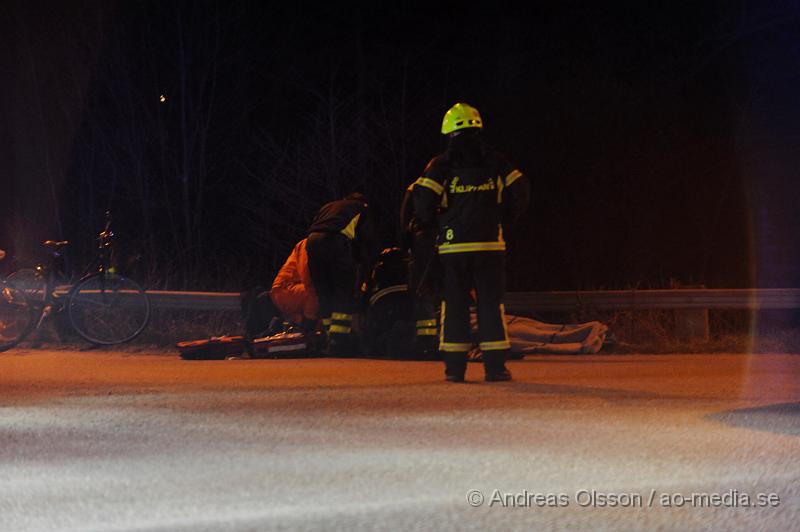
[{"x1": 43, "y1": 240, "x2": 70, "y2": 248}]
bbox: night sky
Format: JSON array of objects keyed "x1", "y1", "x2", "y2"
[{"x1": 2, "y1": 1, "x2": 799, "y2": 291}]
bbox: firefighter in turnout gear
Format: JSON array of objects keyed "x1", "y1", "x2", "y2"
[
  {"x1": 400, "y1": 182, "x2": 440, "y2": 358},
  {"x1": 306, "y1": 193, "x2": 376, "y2": 355},
  {"x1": 413, "y1": 103, "x2": 530, "y2": 381}
]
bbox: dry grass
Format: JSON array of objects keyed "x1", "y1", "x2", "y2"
[
  {"x1": 12, "y1": 309, "x2": 243, "y2": 354},
  {"x1": 137, "y1": 309, "x2": 244, "y2": 345},
  {"x1": 11, "y1": 306, "x2": 800, "y2": 355}
]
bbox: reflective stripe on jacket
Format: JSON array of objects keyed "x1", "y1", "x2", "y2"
[{"x1": 412, "y1": 151, "x2": 529, "y2": 254}]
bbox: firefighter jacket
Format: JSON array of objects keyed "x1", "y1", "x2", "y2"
[
  {"x1": 399, "y1": 181, "x2": 431, "y2": 252},
  {"x1": 412, "y1": 150, "x2": 529, "y2": 254},
  {"x1": 307, "y1": 196, "x2": 378, "y2": 272},
  {"x1": 270, "y1": 238, "x2": 318, "y2": 323}
]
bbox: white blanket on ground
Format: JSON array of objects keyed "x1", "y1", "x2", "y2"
[
  {"x1": 470, "y1": 313, "x2": 608, "y2": 355},
  {"x1": 506, "y1": 315, "x2": 608, "y2": 355}
]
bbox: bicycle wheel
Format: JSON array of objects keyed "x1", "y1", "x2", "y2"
[
  {"x1": 5, "y1": 268, "x2": 47, "y2": 305},
  {"x1": 67, "y1": 273, "x2": 150, "y2": 345},
  {"x1": 0, "y1": 284, "x2": 35, "y2": 352}
]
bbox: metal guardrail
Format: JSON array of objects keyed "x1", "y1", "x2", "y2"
[
  {"x1": 505, "y1": 289, "x2": 800, "y2": 312},
  {"x1": 146, "y1": 290, "x2": 242, "y2": 311},
  {"x1": 143, "y1": 288, "x2": 800, "y2": 312}
]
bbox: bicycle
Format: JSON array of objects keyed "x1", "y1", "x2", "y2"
[{"x1": 0, "y1": 213, "x2": 151, "y2": 352}]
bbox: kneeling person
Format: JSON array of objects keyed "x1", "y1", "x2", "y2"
[{"x1": 306, "y1": 193, "x2": 375, "y2": 355}]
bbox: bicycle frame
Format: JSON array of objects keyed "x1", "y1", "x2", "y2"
[
  {"x1": 2, "y1": 212, "x2": 150, "y2": 349},
  {"x1": 18, "y1": 213, "x2": 132, "y2": 331},
  {"x1": 39, "y1": 215, "x2": 113, "y2": 294}
]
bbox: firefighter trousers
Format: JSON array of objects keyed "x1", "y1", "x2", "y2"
[
  {"x1": 439, "y1": 251, "x2": 510, "y2": 375},
  {"x1": 408, "y1": 229, "x2": 439, "y2": 352},
  {"x1": 306, "y1": 231, "x2": 356, "y2": 351}
]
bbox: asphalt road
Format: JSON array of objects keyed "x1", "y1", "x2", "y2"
[{"x1": 1, "y1": 350, "x2": 799, "y2": 531}]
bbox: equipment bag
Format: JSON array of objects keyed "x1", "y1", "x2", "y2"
[
  {"x1": 251, "y1": 331, "x2": 311, "y2": 358},
  {"x1": 177, "y1": 336, "x2": 248, "y2": 360}
]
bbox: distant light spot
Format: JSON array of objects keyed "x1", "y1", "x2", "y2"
[{"x1": 159, "y1": 94, "x2": 167, "y2": 103}]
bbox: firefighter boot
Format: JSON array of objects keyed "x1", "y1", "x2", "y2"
[
  {"x1": 325, "y1": 312, "x2": 354, "y2": 356},
  {"x1": 443, "y1": 351, "x2": 467, "y2": 382},
  {"x1": 484, "y1": 350, "x2": 512, "y2": 382}
]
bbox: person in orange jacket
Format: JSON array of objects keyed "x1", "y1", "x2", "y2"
[{"x1": 270, "y1": 238, "x2": 319, "y2": 328}]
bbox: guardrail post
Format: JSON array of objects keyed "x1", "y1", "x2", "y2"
[{"x1": 674, "y1": 285, "x2": 709, "y2": 341}]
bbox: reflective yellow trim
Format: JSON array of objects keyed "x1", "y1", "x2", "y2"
[
  {"x1": 406, "y1": 182, "x2": 414, "y2": 192},
  {"x1": 439, "y1": 301, "x2": 446, "y2": 347},
  {"x1": 440, "y1": 190, "x2": 448, "y2": 208},
  {"x1": 322, "y1": 318, "x2": 332, "y2": 326},
  {"x1": 417, "y1": 328, "x2": 438, "y2": 336},
  {"x1": 331, "y1": 312, "x2": 352, "y2": 322},
  {"x1": 329, "y1": 324, "x2": 352, "y2": 334},
  {"x1": 415, "y1": 177, "x2": 444, "y2": 196},
  {"x1": 480, "y1": 340, "x2": 511, "y2": 351},
  {"x1": 505, "y1": 169, "x2": 523, "y2": 186},
  {"x1": 500, "y1": 303, "x2": 510, "y2": 344},
  {"x1": 437, "y1": 241, "x2": 506, "y2": 254},
  {"x1": 340, "y1": 213, "x2": 361, "y2": 240},
  {"x1": 440, "y1": 341, "x2": 473, "y2": 352},
  {"x1": 369, "y1": 284, "x2": 408, "y2": 306},
  {"x1": 496, "y1": 175, "x2": 504, "y2": 204},
  {"x1": 416, "y1": 319, "x2": 437, "y2": 327}
]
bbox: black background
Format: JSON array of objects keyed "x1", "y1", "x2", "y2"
[{"x1": 2, "y1": 1, "x2": 798, "y2": 290}]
